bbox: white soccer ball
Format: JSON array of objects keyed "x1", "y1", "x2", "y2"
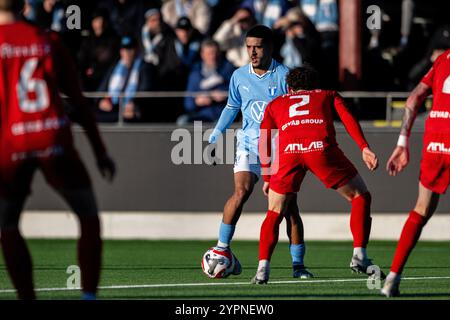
[{"x1": 201, "y1": 247, "x2": 235, "y2": 279}]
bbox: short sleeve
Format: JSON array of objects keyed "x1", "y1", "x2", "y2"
[{"x1": 421, "y1": 65, "x2": 435, "y2": 87}]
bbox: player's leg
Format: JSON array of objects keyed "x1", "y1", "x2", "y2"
[
  {"x1": 285, "y1": 198, "x2": 313, "y2": 278},
  {"x1": 336, "y1": 175, "x2": 371, "y2": 257},
  {"x1": 0, "y1": 161, "x2": 36, "y2": 300},
  {"x1": 335, "y1": 174, "x2": 380, "y2": 277},
  {"x1": 58, "y1": 188, "x2": 102, "y2": 300},
  {"x1": 0, "y1": 195, "x2": 35, "y2": 300},
  {"x1": 217, "y1": 171, "x2": 257, "y2": 248},
  {"x1": 382, "y1": 183, "x2": 440, "y2": 297},
  {"x1": 252, "y1": 188, "x2": 292, "y2": 284},
  {"x1": 41, "y1": 153, "x2": 102, "y2": 300}
]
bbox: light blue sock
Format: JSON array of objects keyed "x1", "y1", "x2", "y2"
[
  {"x1": 290, "y1": 243, "x2": 305, "y2": 266},
  {"x1": 218, "y1": 222, "x2": 236, "y2": 248}
]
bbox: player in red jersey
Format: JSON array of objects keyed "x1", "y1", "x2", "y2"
[
  {"x1": 382, "y1": 49, "x2": 450, "y2": 297},
  {"x1": 252, "y1": 66, "x2": 380, "y2": 284},
  {"x1": 0, "y1": 0, "x2": 115, "y2": 300}
]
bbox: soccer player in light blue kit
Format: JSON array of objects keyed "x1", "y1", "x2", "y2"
[{"x1": 208, "y1": 25, "x2": 313, "y2": 279}]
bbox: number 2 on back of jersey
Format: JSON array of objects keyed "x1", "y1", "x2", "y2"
[
  {"x1": 289, "y1": 95, "x2": 310, "y2": 118},
  {"x1": 16, "y1": 58, "x2": 50, "y2": 113}
]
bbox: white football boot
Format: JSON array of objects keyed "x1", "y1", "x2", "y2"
[
  {"x1": 381, "y1": 273, "x2": 401, "y2": 297},
  {"x1": 350, "y1": 255, "x2": 386, "y2": 280},
  {"x1": 251, "y1": 262, "x2": 270, "y2": 284}
]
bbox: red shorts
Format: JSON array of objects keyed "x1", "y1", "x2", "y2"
[
  {"x1": 269, "y1": 146, "x2": 358, "y2": 194},
  {"x1": 419, "y1": 133, "x2": 450, "y2": 194},
  {"x1": 0, "y1": 147, "x2": 91, "y2": 199}
]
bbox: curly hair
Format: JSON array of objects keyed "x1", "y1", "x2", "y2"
[{"x1": 286, "y1": 65, "x2": 319, "y2": 91}]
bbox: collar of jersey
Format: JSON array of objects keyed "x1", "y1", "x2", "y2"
[{"x1": 248, "y1": 59, "x2": 275, "y2": 78}]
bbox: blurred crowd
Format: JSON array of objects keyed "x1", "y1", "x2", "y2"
[{"x1": 23, "y1": 0, "x2": 450, "y2": 123}]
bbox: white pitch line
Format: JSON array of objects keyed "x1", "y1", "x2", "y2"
[{"x1": 1, "y1": 276, "x2": 450, "y2": 294}]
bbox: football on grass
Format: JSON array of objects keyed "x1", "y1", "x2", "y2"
[{"x1": 201, "y1": 247, "x2": 235, "y2": 279}]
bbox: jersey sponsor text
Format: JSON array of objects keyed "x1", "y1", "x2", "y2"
[
  {"x1": 284, "y1": 141, "x2": 324, "y2": 154},
  {"x1": 426, "y1": 142, "x2": 450, "y2": 154}
]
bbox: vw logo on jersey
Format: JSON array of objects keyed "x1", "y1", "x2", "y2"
[
  {"x1": 250, "y1": 100, "x2": 268, "y2": 123},
  {"x1": 268, "y1": 86, "x2": 277, "y2": 97}
]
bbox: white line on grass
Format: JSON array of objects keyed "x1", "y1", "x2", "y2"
[{"x1": 1, "y1": 276, "x2": 450, "y2": 294}]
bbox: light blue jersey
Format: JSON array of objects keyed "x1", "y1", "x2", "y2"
[{"x1": 209, "y1": 60, "x2": 289, "y2": 155}]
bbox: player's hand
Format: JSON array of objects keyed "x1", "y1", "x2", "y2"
[
  {"x1": 99, "y1": 98, "x2": 113, "y2": 112},
  {"x1": 262, "y1": 182, "x2": 270, "y2": 196},
  {"x1": 195, "y1": 95, "x2": 212, "y2": 107},
  {"x1": 123, "y1": 102, "x2": 135, "y2": 119},
  {"x1": 208, "y1": 128, "x2": 221, "y2": 144},
  {"x1": 362, "y1": 147, "x2": 378, "y2": 171},
  {"x1": 97, "y1": 154, "x2": 116, "y2": 182},
  {"x1": 386, "y1": 146, "x2": 409, "y2": 176}
]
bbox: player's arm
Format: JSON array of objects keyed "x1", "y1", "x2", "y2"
[
  {"x1": 208, "y1": 105, "x2": 240, "y2": 143},
  {"x1": 259, "y1": 103, "x2": 277, "y2": 196},
  {"x1": 333, "y1": 93, "x2": 378, "y2": 171},
  {"x1": 51, "y1": 33, "x2": 116, "y2": 181},
  {"x1": 208, "y1": 73, "x2": 241, "y2": 144},
  {"x1": 386, "y1": 82, "x2": 431, "y2": 176}
]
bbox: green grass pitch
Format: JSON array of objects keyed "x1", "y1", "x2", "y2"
[{"x1": 0, "y1": 240, "x2": 449, "y2": 300}]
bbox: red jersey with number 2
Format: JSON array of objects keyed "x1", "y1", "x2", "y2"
[
  {"x1": 259, "y1": 90, "x2": 368, "y2": 163},
  {"x1": 0, "y1": 21, "x2": 73, "y2": 163}
]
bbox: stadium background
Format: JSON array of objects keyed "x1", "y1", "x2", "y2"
[{"x1": 19, "y1": 0, "x2": 450, "y2": 240}]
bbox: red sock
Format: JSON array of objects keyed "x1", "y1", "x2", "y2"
[
  {"x1": 78, "y1": 217, "x2": 102, "y2": 294},
  {"x1": 0, "y1": 229, "x2": 35, "y2": 300},
  {"x1": 350, "y1": 192, "x2": 372, "y2": 248},
  {"x1": 259, "y1": 210, "x2": 284, "y2": 261},
  {"x1": 391, "y1": 211, "x2": 427, "y2": 274}
]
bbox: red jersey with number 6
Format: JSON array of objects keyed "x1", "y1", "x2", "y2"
[
  {"x1": 0, "y1": 21, "x2": 73, "y2": 163},
  {"x1": 421, "y1": 49, "x2": 450, "y2": 134}
]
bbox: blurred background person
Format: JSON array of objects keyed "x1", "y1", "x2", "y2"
[
  {"x1": 407, "y1": 24, "x2": 450, "y2": 89},
  {"x1": 297, "y1": 0, "x2": 339, "y2": 88},
  {"x1": 241, "y1": 0, "x2": 291, "y2": 28},
  {"x1": 213, "y1": 6, "x2": 256, "y2": 67},
  {"x1": 177, "y1": 39, "x2": 235, "y2": 124},
  {"x1": 78, "y1": 7, "x2": 120, "y2": 91},
  {"x1": 154, "y1": 17, "x2": 203, "y2": 121},
  {"x1": 161, "y1": 0, "x2": 211, "y2": 35},
  {"x1": 141, "y1": 7, "x2": 174, "y2": 66},
  {"x1": 98, "y1": 0, "x2": 149, "y2": 37},
  {"x1": 97, "y1": 35, "x2": 155, "y2": 123},
  {"x1": 274, "y1": 7, "x2": 321, "y2": 69}
]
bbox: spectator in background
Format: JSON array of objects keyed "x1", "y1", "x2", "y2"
[
  {"x1": 97, "y1": 35, "x2": 155, "y2": 123},
  {"x1": 297, "y1": 0, "x2": 339, "y2": 88},
  {"x1": 78, "y1": 8, "x2": 120, "y2": 91},
  {"x1": 161, "y1": 0, "x2": 211, "y2": 35},
  {"x1": 241, "y1": 0, "x2": 291, "y2": 28},
  {"x1": 177, "y1": 39, "x2": 235, "y2": 124},
  {"x1": 205, "y1": 0, "x2": 242, "y2": 36},
  {"x1": 151, "y1": 17, "x2": 203, "y2": 121},
  {"x1": 98, "y1": 0, "x2": 148, "y2": 37},
  {"x1": 23, "y1": 0, "x2": 82, "y2": 55},
  {"x1": 275, "y1": 7, "x2": 321, "y2": 69},
  {"x1": 23, "y1": 0, "x2": 66, "y2": 31},
  {"x1": 407, "y1": 25, "x2": 450, "y2": 89},
  {"x1": 141, "y1": 7, "x2": 174, "y2": 66},
  {"x1": 213, "y1": 6, "x2": 256, "y2": 67}
]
